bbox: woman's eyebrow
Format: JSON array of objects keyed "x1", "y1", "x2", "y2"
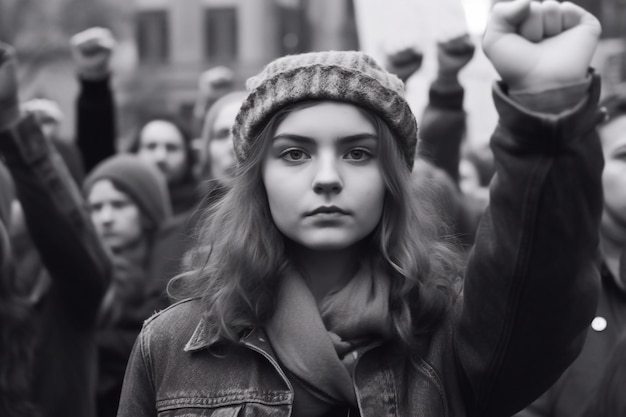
[{"x1": 272, "y1": 133, "x2": 377, "y2": 144}]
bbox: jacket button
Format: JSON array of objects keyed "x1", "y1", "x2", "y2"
[
  {"x1": 591, "y1": 316, "x2": 607, "y2": 332},
  {"x1": 258, "y1": 336, "x2": 266, "y2": 342}
]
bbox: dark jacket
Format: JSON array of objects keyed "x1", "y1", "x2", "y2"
[
  {"x1": 514, "y1": 264, "x2": 626, "y2": 417},
  {"x1": 118, "y1": 77, "x2": 604, "y2": 417},
  {"x1": 0, "y1": 114, "x2": 112, "y2": 417}
]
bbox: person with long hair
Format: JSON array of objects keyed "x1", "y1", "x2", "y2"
[
  {"x1": 118, "y1": 1, "x2": 604, "y2": 416},
  {"x1": 0, "y1": 45, "x2": 112, "y2": 417}
]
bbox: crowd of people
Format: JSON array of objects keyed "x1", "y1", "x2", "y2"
[{"x1": 0, "y1": 0, "x2": 625, "y2": 416}]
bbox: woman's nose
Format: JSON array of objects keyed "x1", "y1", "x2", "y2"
[{"x1": 312, "y1": 158, "x2": 343, "y2": 194}]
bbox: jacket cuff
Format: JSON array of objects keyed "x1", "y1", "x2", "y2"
[
  {"x1": 492, "y1": 70, "x2": 604, "y2": 154},
  {"x1": 509, "y1": 78, "x2": 591, "y2": 114},
  {"x1": 429, "y1": 82, "x2": 464, "y2": 110},
  {"x1": 79, "y1": 75, "x2": 112, "y2": 97}
]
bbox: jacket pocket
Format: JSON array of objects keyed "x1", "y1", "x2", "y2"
[{"x1": 158, "y1": 405, "x2": 242, "y2": 417}]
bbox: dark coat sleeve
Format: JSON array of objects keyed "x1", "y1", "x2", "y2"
[
  {"x1": 0, "y1": 114, "x2": 112, "y2": 327},
  {"x1": 76, "y1": 76, "x2": 117, "y2": 174},
  {"x1": 417, "y1": 82, "x2": 466, "y2": 185},
  {"x1": 455, "y1": 75, "x2": 604, "y2": 417}
]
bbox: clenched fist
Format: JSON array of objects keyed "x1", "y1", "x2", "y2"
[
  {"x1": 483, "y1": 0, "x2": 601, "y2": 91},
  {"x1": 70, "y1": 27, "x2": 116, "y2": 80}
]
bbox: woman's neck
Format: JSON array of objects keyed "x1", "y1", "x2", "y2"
[{"x1": 290, "y1": 243, "x2": 364, "y2": 303}]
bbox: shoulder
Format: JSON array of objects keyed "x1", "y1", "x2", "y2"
[{"x1": 141, "y1": 297, "x2": 205, "y2": 345}]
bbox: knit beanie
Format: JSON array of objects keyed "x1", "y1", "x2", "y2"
[
  {"x1": 232, "y1": 50, "x2": 418, "y2": 170},
  {"x1": 83, "y1": 154, "x2": 172, "y2": 228}
]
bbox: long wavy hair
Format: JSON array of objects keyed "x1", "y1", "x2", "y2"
[{"x1": 169, "y1": 101, "x2": 463, "y2": 352}]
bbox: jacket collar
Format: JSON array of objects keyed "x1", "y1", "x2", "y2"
[
  {"x1": 184, "y1": 313, "x2": 265, "y2": 352},
  {"x1": 184, "y1": 314, "x2": 212, "y2": 352}
]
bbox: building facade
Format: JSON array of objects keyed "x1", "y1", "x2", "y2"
[{"x1": 121, "y1": 0, "x2": 359, "y2": 136}]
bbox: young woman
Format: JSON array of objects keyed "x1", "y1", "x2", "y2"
[{"x1": 118, "y1": 1, "x2": 604, "y2": 416}]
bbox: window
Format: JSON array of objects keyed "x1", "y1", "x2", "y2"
[
  {"x1": 277, "y1": 3, "x2": 310, "y2": 56},
  {"x1": 204, "y1": 7, "x2": 238, "y2": 61},
  {"x1": 136, "y1": 10, "x2": 169, "y2": 64}
]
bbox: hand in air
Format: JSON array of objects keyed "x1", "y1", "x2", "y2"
[
  {"x1": 70, "y1": 27, "x2": 116, "y2": 80},
  {"x1": 482, "y1": 0, "x2": 601, "y2": 91}
]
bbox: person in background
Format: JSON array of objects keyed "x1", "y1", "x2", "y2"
[
  {"x1": 128, "y1": 115, "x2": 198, "y2": 218},
  {"x1": 71, "y1": 27, "x2": 117, "y2": 175},
  {"x1": 21, "y1": 98, "x2": 85, "y2": 184},
  {"x1": 196, "y1": 90, "x2": 246, "y2": 199},
  {"x1": 118, "y1": 1, "x2": 604, "y2": 415},
  {"x1": 83, "y1": 153, "x2": 174, "y2": 417},
  {"x1": 0, "y1": 42, "x2": 111, "y2": 417},
  {"x1": 514, "y1": 91, "x2": 626, "y2": 417},
  {"x1": 72, "y1": 27, "x2": 199, "y2": 219},
  {"x1": 191, "y1": 65, "x2": 235, "y2": 138},
  {"x1": 387, "y1": 33, "x2": 488, "y2": 248}
]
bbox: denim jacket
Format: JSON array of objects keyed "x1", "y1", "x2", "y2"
[{"x1": 118, "y1": 76, "x2": 604, "y2": 417}]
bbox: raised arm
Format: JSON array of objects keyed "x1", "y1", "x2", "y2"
[
  {"x1": 72, "y1": 27, "x2": 117, "y2": 173},
  {"x1": 0, "y1": 43, "x2": 112, "y2": 326},
  {"x1": 454, "y1": 1, "x2": 604, "y2": 415},
  {"x1": 418, "y1": 34, "x2": 475, "y2": 184}
]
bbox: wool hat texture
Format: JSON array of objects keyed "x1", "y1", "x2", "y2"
[
  {"x1": 232, "y1": 50, "x2": 418, "y2": 170},
  {"x1": 84, "y1": 154, "x2": 172, "y2": 228}
]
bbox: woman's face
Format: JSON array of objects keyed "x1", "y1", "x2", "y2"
[
  {"x1": 599, "y1": 115, "x2": 626, "y2": 234},
  {"x1": 262, "y1": 102, "x2": 385, "y2": 251}
]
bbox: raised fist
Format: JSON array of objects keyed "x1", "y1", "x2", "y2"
[
  {"x1": 21, "y1": 98, "x2": 64, "y2": 139},
  {"x1": 482, "y1": 0, "x2": 601, "y2": 91},
  {"x1": 386, "y1": 47, "x2": 423, "y2": 84},
  {"x1": 437, "y1": 34, "x2": 475, "y2": 76},
  {"x1": 70, "y1": 27, "x2": 116, "y2": 80}
]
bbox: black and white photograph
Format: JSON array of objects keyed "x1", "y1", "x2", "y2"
[{"x1": 0, "y1": 0, "x2": 625, "y2": 416}]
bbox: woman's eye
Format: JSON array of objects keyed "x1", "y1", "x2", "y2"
[
  {"x1": 345, "y1": 148, "x2": 371, "y2": 161},
  {"x1": 281, "y1": 149, "x2": 308, "y2": 161}
]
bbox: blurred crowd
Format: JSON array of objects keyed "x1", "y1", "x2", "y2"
[{"x1": 0, "y1": 9, "x2": 625, "y2": 417}]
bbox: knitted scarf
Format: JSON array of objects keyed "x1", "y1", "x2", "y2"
[{"x1": 266, "y1": 262, "x2": 392, "y2": 417}]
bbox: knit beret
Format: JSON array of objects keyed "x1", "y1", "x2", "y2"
[
  {"x1": 232, "y1": 50, "x2": 418, "y2": 170},
  {"x1": 83, "y1": 154, "x2": 172, "y2": 228}
]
